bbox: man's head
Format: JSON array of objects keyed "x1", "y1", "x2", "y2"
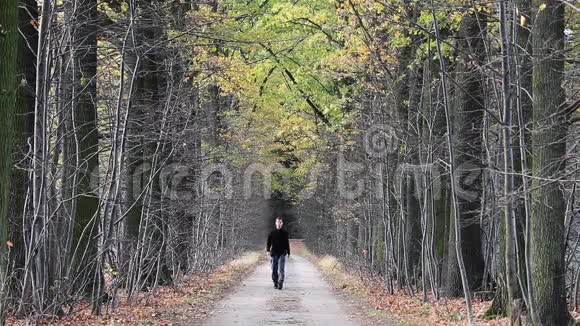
[{"x1": 275, "y1": 217, "x2": 284, "y2": 230}]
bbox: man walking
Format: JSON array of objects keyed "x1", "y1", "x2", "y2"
[{"x1": 266, "y1": 216, "x2": 290, "y2": 290}]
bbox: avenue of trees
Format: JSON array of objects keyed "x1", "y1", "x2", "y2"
[{"x1": 0, "y1": 0, "x2": 578, "y2": 325}]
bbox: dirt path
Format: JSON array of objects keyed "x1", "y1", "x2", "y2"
[{"x1": 202, "y1": 255, "x2": 369, "y2": 326}]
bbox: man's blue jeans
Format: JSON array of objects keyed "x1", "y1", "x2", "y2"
[{"x1": 271, "y1": 254, "x2": 286, "y2": 284}]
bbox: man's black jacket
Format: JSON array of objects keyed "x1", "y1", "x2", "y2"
[{"x1": 267, "y1": 229, "x2": 290, "y2": 256}]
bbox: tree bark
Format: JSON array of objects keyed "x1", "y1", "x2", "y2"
[
  {"x1": 31, "y1": 0, "x2": 52, "y2": 313},
  {"x1": 445, "y1": 10, "x2": 486, "y2": 297},
  {"x1": 12, "y1": 0, "x2": 38, "y2": 316},
  {"x1": 69, "y1": 0, "x2": 101, "y2": 300},
  {"x1": 0, "y1": 0, "x2": 19, "y2": 320},
  {"x1": 530, "y1": 0, "x2": 569, "y2": 324},
  {"x1": 431, "y1": 1, "x2": 475, "y2": 322}
]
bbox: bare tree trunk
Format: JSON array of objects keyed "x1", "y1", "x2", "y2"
[
  {"x1": 30, "y1": 0, "x2": 53, "y2": 313},
  {"x1": 444, "y1": 9, "x2": 486, "y2": 299},
  {"x1": 12, "y1": 0, "x2": 38, "y2": 316},
  {"x1": 529, "y1": 0, "x2": 570, "y2": 324},
  {"x1": 498, "y1": 0, "x2": 519, "y2": 321},
  {"x1": 64, "y1": 0, "x2": 102, "y2": 304},
  {"x1": 431, "y1": 1, "x2": 474, "y2": 323},
  {"x1": 513, "y1": 0, "x2": 536, "y2": 321},
  {"x1": 0, "y1": 0, "x2": 20, "y2": 322}
]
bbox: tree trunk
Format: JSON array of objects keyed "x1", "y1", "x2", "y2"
[
  {"x1": 498, "y1": 0, "x2": 520, "y2": 320},
  {"x1": 393, "y1": 2, "x2": 420, "y2": 289},
  {"x1": 12, "y1": 0, "x2": 38, "y2": 316},
  {"x1": 488, "y1": 0, "x2": 533, "y2": 317},
  {"x1": 124, "y1": 0, "x2": 168, "y2": 295},
  {"x1": 0, "y1": 0, "x2": 19, "y2": 320},
  {"x1": 445, "y1": 10, "x2": 486, "y2": 297},
  {"x1": 31, "y1": 0, "x2": 53, "y2": 312},
  {"x1": 514, "y1": 0, "x2": 535, "y2": 319},
  {"x1": 69, "y1": 0, "x2": 101, "y2": 300},
  {"x1": 122, "y1": 1, "x2": 152, "y2": 290},
  {"x1": 530, "y1": 0, "x2": 569, "y2": 324},
  {"x1": 403, "y1": 64, "x2": 423, "y2": 288},
  {"x1": 431, "y1": 2, "x2": 475, "y2": 321}
]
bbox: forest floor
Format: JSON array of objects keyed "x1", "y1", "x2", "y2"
[
  {"x1": 7, "y1": 252, "x2": 264, "y2": 325},
  {"x1": 9, "y1": 243, "x2": 540, "y2": 325},
  {"x1": 295, "y1": 242, "x2": 510, "y2": 325},
  {"x1": 8, "y1": 247, "x2": 397, "y2": 326}
]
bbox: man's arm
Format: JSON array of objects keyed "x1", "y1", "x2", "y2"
[
  {"x1": 285, "y1": 232, "x2": 290, "y2": 256},
  {"x1": 266, "y1": 232, "x2": 272, "y2": 252}
]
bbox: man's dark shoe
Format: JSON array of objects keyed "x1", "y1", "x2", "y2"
[{"x1": 277, "y1": 280, "x2": 283, "y2": 290}]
